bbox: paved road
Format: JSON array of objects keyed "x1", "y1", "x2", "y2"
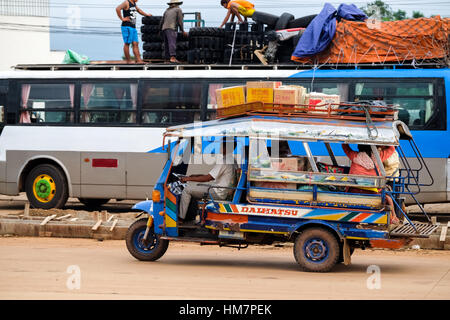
[{"x1": 0, "y1": 237, "x2": 449, "y2": 300}]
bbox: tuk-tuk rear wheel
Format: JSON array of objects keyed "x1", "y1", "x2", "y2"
[
  {"x1": 293, "y1": 228, "x2": 340, "y2": 272},
  {"x1": 125, "y1": 218, "x2": 169, "y2": 261}
]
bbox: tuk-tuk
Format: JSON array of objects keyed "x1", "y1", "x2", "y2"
[{"x1": 125, "y1": 102, "x2": 437, "y2": 272}]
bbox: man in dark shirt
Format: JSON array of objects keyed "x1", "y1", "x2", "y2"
[
  {"x1": 160, "y1": 0, "x2": 188, "y2": 63},
  {"x1": 116, "y1": 0, "x2": 152, "y2": 64}
]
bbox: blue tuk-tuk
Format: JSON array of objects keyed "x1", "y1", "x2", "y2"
[{"x1": 125, "y1": 102, "x2": 437, "y2": 272}]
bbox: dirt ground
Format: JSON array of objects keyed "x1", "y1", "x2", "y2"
[{"x1": 0, "y1": 237, "x2": 449, "y2": 300}]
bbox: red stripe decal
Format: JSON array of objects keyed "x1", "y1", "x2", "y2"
[
  {"x1": 92, "y1": 159, "x2": 118, "y2": 168},
  {"x1": 351, "y1": 213, "x2": 371, "y2": 223}
]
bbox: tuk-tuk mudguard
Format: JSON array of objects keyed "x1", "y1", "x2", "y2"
[
  {"x1": 132, "y1": 199, "x2": 165, "y2": 235},
  {"x1": 132, "y1": 200, "x2": 154, "y2": 214}
]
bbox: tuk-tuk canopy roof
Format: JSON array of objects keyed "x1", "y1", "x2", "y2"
[{"x1": 165, "y1": 115, "x2": 411, "y2": 146}]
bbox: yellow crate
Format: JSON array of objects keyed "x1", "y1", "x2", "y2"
[{"x1": 216, "y1": 86, "x2": 246, "y2": 108}]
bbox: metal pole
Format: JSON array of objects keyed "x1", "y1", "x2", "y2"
[
  {"x1": 325, "y1": 142, "x2": 338, "y2": 166},
  {"x1": 303, "y1": 142, "x2": 318, "y2": 172}
]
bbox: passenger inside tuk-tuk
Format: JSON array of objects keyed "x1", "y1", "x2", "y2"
[{"x1": 178, "y1": 141, "x2": 238, "y2": 222}]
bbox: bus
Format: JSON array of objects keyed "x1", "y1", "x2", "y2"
[{"x1": 0, "y1": 64, "x2": 448, "y2": 209}]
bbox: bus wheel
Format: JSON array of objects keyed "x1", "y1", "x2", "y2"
[
  {"x1": 78, "y1": 198, "x2": 110, "y2": 209},
  {"x1": 125, "y1": 218, "x2": 169, "y2": 261},
  {"x1": 25, "y1": 164, "x2": 68, "y2": 209},
  {"x1": 293, "y1": 228, "x2": 340, "y2": 272}
]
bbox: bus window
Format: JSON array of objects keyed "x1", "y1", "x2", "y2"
[
  {"x1": 142, "y1": 82, "x2": 202, "y2": 125},
  {"x1": 19, "y1": 83, "x2": 74, "y2": 124},
  {"x1": 354, "y1": 81, "x2": 441, "y2": 130},
  {"x1": 80, "y1": 82, "x2": 137, "y2": 124},
  {"x1": 311, "y1": 82, "x2": 349, "y2": 101}
]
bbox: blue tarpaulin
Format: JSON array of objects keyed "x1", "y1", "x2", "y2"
[{"x1": 292, "y1": 3, "x2": 368, "y2": 58}]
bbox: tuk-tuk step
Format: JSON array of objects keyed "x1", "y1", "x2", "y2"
[{"x1": 389, "y1": 222, "x2": 439, "y2": 238}]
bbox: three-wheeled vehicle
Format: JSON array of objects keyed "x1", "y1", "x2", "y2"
[{"x1": 125, "y1": 101, "x2": 437, "y2": 272}]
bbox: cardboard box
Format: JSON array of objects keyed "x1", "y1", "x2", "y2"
[
  {"x1": 246, "y1": 81, "x2": 282, "y2": 104},
  {"x1": 216, "y1": 86, "x2": 246, "y2": 108},
  {"x1": 274, "y1": 85, "x2": 307, "y2": 106},
  {"x1": 305, "y1": 92, "x2": 340, "y2": 114}
]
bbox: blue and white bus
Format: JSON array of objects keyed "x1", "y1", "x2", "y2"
[{"x1": 0, "y1": 64, "x2": 448, "y2": 208}]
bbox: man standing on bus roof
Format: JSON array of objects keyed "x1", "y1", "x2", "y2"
[
  {"x1": 219, "y1": 0, "x2": 255, "y2": 28},
  {"x1": 116, "y1": 0, "x2": 152, "y2": 64},
  {"x1": 160, "y1": 0, "x2": 188, "y2": 64}
]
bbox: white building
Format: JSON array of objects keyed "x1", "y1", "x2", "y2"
[{"x1": 0, "y1": 0, "x2": 65, "y2": 70}]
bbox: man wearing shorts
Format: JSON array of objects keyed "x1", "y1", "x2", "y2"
[
  {"x1": 219, "y1": 0, "x2": 255, "y2": 28},
  {"x1": 116, "y1": 0, "x2": 152, "y2": 64}
]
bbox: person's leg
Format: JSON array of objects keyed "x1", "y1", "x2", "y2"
[
  {"x1": 121, "y1": 27, "x2": 132, "y2": 63},
  {"x1": 167, "y1": 29, "x2": 178, "y2": 63},
  {"x1": 123, "y1": 44, "x2": 131, "y2": 63},
  {"x1": 129, "y1": 28, "x2": 143, "y2": 63},
  {"x1": 179, "y1": 183, "x2": 210, "y2": 220},
  {"x1": 132, "y1": 42, "x2": 143, "y2": 63},
  {"x1": 163, "y1": 30, "x2": 171, "y2": 62},
  {"x1": 386, "y1": 195, "x2": 400, "y2": 224}
]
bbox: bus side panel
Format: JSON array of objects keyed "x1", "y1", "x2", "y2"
[
  {"x1": 126, "y1": 152, "x2": 168, "y2": 199},
  {"x1": 0, "y1": 161, "x2": 6, "y2": 195},
  {"x1": 5, "y1": 150, "x2": 80, "y2": 196},
  {"x1": 80, "y1": 152, "x2": 126, "y2": 199}
]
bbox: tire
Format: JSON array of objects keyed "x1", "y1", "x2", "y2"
[
  {"x1": 78, "y1": 198, "x2": 110, "y2": 209},
  {"x1": 251, "y1": 11, "x2": 280, "y2": 27},
  {"x1": 142, "y1": 33, "x2": 162, "y2": 42},
  {"x1": 25, "y1": 164, "x2": 68, "y2": 209},
  {"x1": 143, "y1": 42, "x2": 162, "y2": 51},
  {"x1": 293, "y1": 228, "x2": 340, "y2": 272},
  {"x1": 287, "y1": 14, "x2": 317, "y2": 28},
  {"x1": 125, "y1": 218, "x2": 169, "y2": 261},
  {"x1": 189, "y1": 27, "x2": 224, "y2": 37},
  {"x1": 177, "y1": 32, "x2": 189, "y2": 41},
  {"x1": 142, "y1": 16, "x2": 162, "y2": 25},
  {"x1": 143, "y1": 51, "x2": 163, "y2": 60},
  {"x1": 141, "y1": 25, "x2": 160, "y2": 34},
  {"x1": 275, "y1": 12, "x2": 295, "y2": 31}
]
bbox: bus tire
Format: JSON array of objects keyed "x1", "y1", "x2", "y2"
[
  {"x1": 125, "y1": 218, "x2": 169, "y2": 261},
  {"x1": 78, "y1": 198, "x2": 110, "y2": 209},
  {"x1": 25, "y1": 164, "x2": 68, "y2": 209},
  {"x1": 293, "y1": 228, "x2": 340, "y2": 272}
]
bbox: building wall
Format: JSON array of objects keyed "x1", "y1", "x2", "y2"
[{"x1": 0, "y1": 15, "x2": 65, "y2": 71}]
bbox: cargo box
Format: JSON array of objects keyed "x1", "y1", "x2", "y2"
[
  {"x1": 216, "y1": 86, "x2": 246, "y2": 108},
  {"x1": 305, "y1": 92, "x2": 341, "y2": 114},
  {"x1": 274, "y1": 85, "x2": 307, "y2": 106},
  {"x1": 246, "y1": 81, "x2": 282, "y2": 104}
]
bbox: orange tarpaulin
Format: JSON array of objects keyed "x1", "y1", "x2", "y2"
[{"x1": 292, "y1": 16, "x2": 450, "y2": 64}]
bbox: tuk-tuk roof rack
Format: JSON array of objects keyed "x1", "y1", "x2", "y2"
[{"x1": 215, "y1": 101, "x2": 398, "y2": 123}]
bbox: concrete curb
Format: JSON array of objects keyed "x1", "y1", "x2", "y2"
[{"x1": 0, "y1": 218, "x2": 131, "y2": 240}]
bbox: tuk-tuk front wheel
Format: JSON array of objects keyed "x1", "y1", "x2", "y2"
[
  {"x1": 125, "y1": 218, "x2": 169, "y2": 261},
  {"x1": 293, "y1": 228, "x2": 340, "y2": 272}
]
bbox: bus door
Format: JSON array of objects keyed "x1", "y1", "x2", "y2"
[{"x1": 80, "y1": 152, "x2": 126, "y2": 199}]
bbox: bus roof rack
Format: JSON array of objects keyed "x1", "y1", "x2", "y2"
[{"x1": 12, "y1": 61, "x2": 448, "y2": 71}]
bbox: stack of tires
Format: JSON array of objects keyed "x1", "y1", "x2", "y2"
[
  {"x1": 141, "y1": 16, "x2": 163, "y2": 60},
  {"x1": 223, "y1": 22, "x2": 266, "y2": 64},
  {"x1": 187, "y1": 27, "x2": 225, "y2": 64},
  {"x1": 141, "y1": 16, "x2": 189, "y2": 62}
]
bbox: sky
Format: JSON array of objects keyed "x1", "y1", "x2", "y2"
[{"x1": 48, "y1": 0, "x2": 450, "y2": 60}]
